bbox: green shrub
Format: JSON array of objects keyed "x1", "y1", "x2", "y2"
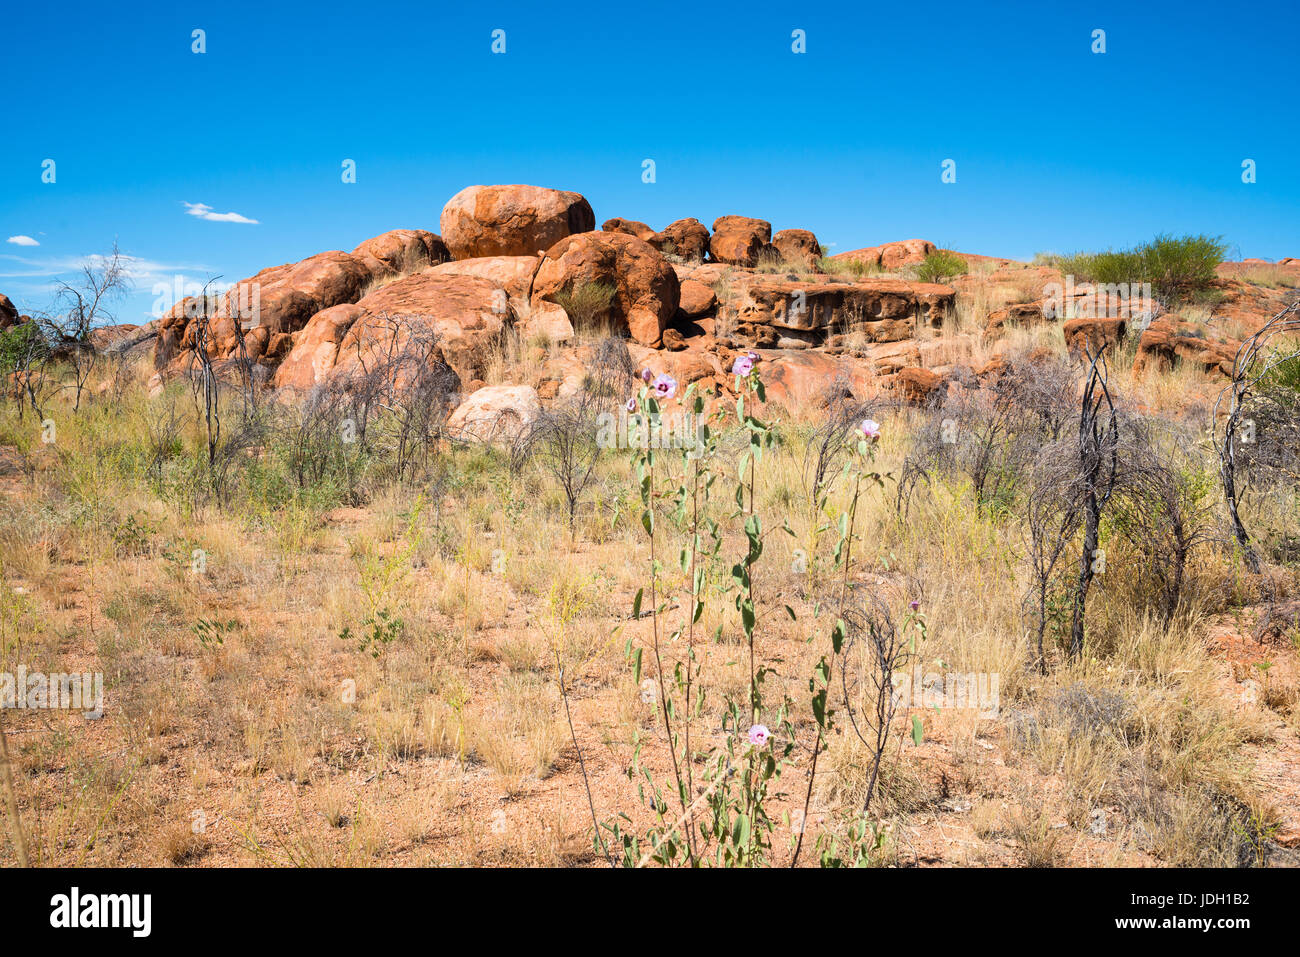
[
  {"x1": 913, "y1": 250, "x2": 969, "y2": 284},
  {"x1": 1058, "y1": 234, "x2": 1227, "y2": 303},
  {"x1": 0, "y1": 322, "x2": 44, "y2": 372}
]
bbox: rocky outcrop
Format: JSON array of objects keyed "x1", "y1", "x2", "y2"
[
  {"x1": 894, "y1": 366, "x2": 945, "y2": 404},
  {"x1": 654, "y1": 218, "x2": 710, "y2": 262},
  {"x1": 430, "y1": 255, "x2": 540, "y2": 317},
  {"x1": 984, "y1": 302, "x2": 1047, "y2": 340},
  {"x1": 532, "y1": 231, "x2": 679, "y2": 347},
  {"x1": 678, "y1": 279, "x2": 718, "y2": 318},
  {"x1": 274, "y1": 272, "x2": 509, "y2": 391},
  {"x1": 716, "y1": 276, "x2": 955, "y2": 351},
  {"x1": 1062, "y1": 317, "x2": 1127, "y2": 356},
  {"x1": 833, "y1": 240, "x2": 936, "y2": 271},
  {"x1": 601, "y1": 218, "x2": 657, "y2": 241},
  {"x1": 445, "y1": 385, "x2": 541, "y2": 443},
  {"x1": 1133, "y1": 317, "x2": 1239, "y2": 377},
  {"x1": 154, "y1": 229, "x2": 448, "y2": 375},
  {"x1": 771, "y1": 229, "x2": 821, "y2": 268},
  {"x1": 0, "y1": 294, "x2": 19, "y2": 330},
  {"x1": 352, "y1": 229, "x2": 449, "y2": 279},
  {"x1": 710, "y1": 216, "x2": 773, "y2": 267},
  {"x1": 441, "y1": 185, "x2": 594, "y2": 260}
]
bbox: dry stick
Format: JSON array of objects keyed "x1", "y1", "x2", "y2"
[
  {"x1": 1214, "y1": 301, "x2": 1300, "y2": 574},
  {"x1": 790, "y1": 470, "x2": 861, "y2": 868},
  {"x1": 555, "y1": 655, "x2": 614, "y2": 867},
  {"x1": 645, "y1": 454, "x2": 694, "y2": 862},
  {"x1": 682, "y1": 456, "x2": 701, "y2": 857},
  {"x1": 635, "y1": 764, "x2": 728, "y2": 869},
  {"x1": 0, "y1": 718, "x2": 30, "y2": 867}
]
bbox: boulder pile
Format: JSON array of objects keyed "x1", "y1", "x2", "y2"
[{"x1": 109, "y1": 181, "x2": 1295, "y2": 431}]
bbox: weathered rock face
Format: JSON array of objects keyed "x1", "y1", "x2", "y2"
[
  {"x1": 1063, "y1": 316, "x2": 1127, "y2": 355},
  {"x1": 352, "y1": 229, "x2": 450, "y2": 278},
  {"x1": 894, "y1": 366, "x2": 944, "y2": 404},
  {"x1": 654, "y1": 218, "x2": 710, "y2": 262},
  {"x1": 601, "y1": 218, "x2": 657, "y2": 241},
  {"x1": 430, "y1": 256, "x2": 540, "y2": 308},
  {"x1": 984, "y1": 302, "x2": 1047, "y2": 340},
  {"x1": 710, "y1": 216, "x2": 773, "y2": 267},
  {"x1": 1133, "y1": 317, "x2": 1239, "y2": 377},
  {"x1": 532, "y1": 231, "x2": 679, "y2": 347},
  {"x1": 274, "y1": 273, "x2": 508, "y2": 391},
  {"x1": 716, "y1": 277, "x2": 955, "y2": 351},
  {"x1": 446, "y1": 385, "x2": 541, "y2": 444},
  {"x1": 86, "y1": 323, "x2": 140, "y2": 351},
  {"x1": 771, "y1": 229, "x2": 821, "y2": 268},
  {"x1": 678, "y1": 278, "x2": 718, "y2": 318},
  {"x1": 272, "y1": 304, "x2": 368, "y2": 392},
  {"x1": 0, "y1": 294, "x2": 19, "y2": 329},
  {"x1": 833, "y1": 239, "x2": 936, "y2": 271},
  {"x1": 440, "y1": 185, "x2": 595, "y2": 260},
  {"x1": 153, "y1": 249, "x2": 371, "y2": 371},
  {"x1": 154, "y1": 229, "x2": 447, "y2": 375}
]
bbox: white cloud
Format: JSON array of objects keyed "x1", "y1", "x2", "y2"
[
  {"x1": 183, "y1": 202, "x2": 259, "y2": 225},
  {"x1": 6, "y1": 235, "x2": 40, "y2": 247}
]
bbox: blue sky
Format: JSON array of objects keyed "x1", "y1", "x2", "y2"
[{"x1": 2, "y1": 0, "x2": 1296, "y2": 322}]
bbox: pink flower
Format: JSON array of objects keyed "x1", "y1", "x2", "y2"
[
  {"x1": 625, "y1": 397, "x2": 637, "y2": 413},
  {"x1": 747, "y1": 724, "x2": 771, "y2": 746},
  {"x1": 652, "y1": 373, "x2": 677, "y2": 400},
  {"x1": 731, "y1": 355, "x2": 754, "y2": 377},
  {"x1": 909, "y1": 599, "x2": 920, "y2": 612},
  {"x1": 860, "y1": 418, "x2": 881, "y2": 441},
  {"x1": 640, "y1": 368, "x2": 654, "y2": 383},
  {"x1": 746, "y1": 351, "x2": 759, "y2": 362}
]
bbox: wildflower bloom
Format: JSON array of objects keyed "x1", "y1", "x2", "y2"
[
  {"x1": 909, "y1": 599, "x2": 921, "y2": 612},
  {"x1": 747, "y1": 724, "x2": 771, "y2": 746},
  {"x1": 625, "y1": 397, "x2": 637, "y2": 413},
  {"x1": 860, "y1": 418, "x2": 881, "y2": 441},
  {"x1": 641, "y1": 367, "x2": 654, "y2": 383},
  {"x1": 746, "y1": 351, "x2": 759, "y2": 362},
  {"x1": 731, "y1": 354, "x2": 754, "y2": 377},
  {"x1": 652, "y1": 373, "x2": 677, "y2": 400}
]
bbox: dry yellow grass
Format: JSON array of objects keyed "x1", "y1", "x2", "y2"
[{"x1": 0, "y1": 340, "x2": 1295, "y2": 868}]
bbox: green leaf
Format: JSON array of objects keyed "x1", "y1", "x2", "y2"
[
  {"x1": 740, "y1": 600, "x2": 755, "y2": 635},
  {"x1": 733, "y1": 813, "x2": 750, "y2": 847},
  {"x1": 632, "y1": 588, "x2": 643, "y2": 619},
  {"x1": 911, "y1": 715, "x2": 924, "y2": 746}
]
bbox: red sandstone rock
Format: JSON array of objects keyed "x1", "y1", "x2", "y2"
[
  {"x1": 710, "y1": 216, "x2": 773, "y2": 267},
  {"x1": 440, "y1": 185, "x2": 594, "y2": 260},
  {"x1": 532, "y1": 231, "x2": 679, "y2": 347},
  {"x1": 653, "y1": 218, "x2": 710, "y2": 262},
  {"x1": 771, "y1": 229, "x2": 821, "y2": 268},
  {"x1": 678, "y1": 278, "x2": 718, "y2": 318},
  {"x1": 601, "y1": 218, "x2": 657, "y2": 241}
]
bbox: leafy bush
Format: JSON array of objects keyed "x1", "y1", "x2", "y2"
[
  {"x1": 0, "y1": 323, "x2": 44, "y2": 373},
  {"x1": 913, "y1": 250, "x2": 969, "y2": 284},
  {"x1": 1058, "y1": 234, "x2": 1227, "y2": 303}
]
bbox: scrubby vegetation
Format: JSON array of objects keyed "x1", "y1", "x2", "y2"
[
  {"x1": 1057, "y1": 234, "x2": 1229, "y2": 303},
  {"x1": 913, "y1": 250, "x2": 970, "y2": 284},
  {"x1": 1, "y1": 318, "x2": 1297, "y2": 867}
]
